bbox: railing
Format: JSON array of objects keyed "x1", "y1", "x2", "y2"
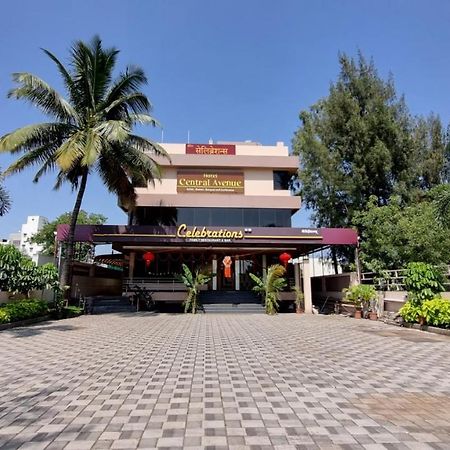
[
  {"x1": 361, "y1": 266, "x2": 450, "y2": 291},
  {"x1": 123, "y1": 277, "x2": 187, "y2": 293}
]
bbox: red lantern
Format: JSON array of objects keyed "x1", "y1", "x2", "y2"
[
  {"x1": 279, "y1": 252, "x2": 292, "y2": 268},
  {"x1": 143, "y1": 251, "x2": 155, "y2": 268}
]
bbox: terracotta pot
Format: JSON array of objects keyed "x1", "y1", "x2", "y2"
[
  {"x1": 354, "y1": 309, "x2": 362, "y2": 319},
  {"x1": 295, "y1": 306, "x2": 304, "y2": 314},
  {"x1": 369, "y1": 311, "x2": 378, "y2": 321}
]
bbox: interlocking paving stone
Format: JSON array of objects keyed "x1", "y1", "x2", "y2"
[{"x1": 0, "y1": 314, "x2": 450, "y2": 449}]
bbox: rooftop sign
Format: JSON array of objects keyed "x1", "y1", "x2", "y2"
[{"x1": 186, "y1": 143, "x2": 235, "y2": 155}]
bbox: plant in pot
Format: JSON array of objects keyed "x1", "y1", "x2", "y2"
[
  {"x1": 342, "y1": 285, "x2": 363, "y2": 319},
  {"x1": 292, "y1": 287, "x2": 304, "y2": 314},
  {"x1": 358, "y1": 284, "x2": 378, "y2": 320}
]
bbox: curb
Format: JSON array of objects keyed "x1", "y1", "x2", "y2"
[
  {"x1": 0, "y1": 315, "x2": 52, "y2": 331},
  {"x1": 402, "y1": 322, "x2": 450, "y2": 336}
]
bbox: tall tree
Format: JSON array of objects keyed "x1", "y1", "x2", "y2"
[
  {"x1": 0, "y1": 168, "x2": 11, "y2": 216},
  {"x1": 0, "y1": 36, "x2": 167, "y2": 295},
  {"x1": 293, "y1": 52, "x2": 416, "y2": 233}
]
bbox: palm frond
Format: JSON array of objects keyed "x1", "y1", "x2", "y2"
[
  {"x1": 0, "y1": 180, "x2": 11, "y2": 216},
  {"x1": 0, "y1": 123, "x2": 72, "y2": 154},
  {"x1": 55, "y1": 131, "x2": 85, "y2": 170},
  {"x1": 3, "y1": 144, "x2": 57, "y2": 176},
  {"x1": 9, "y1": 73, "x2": 78, "y2": 123}
]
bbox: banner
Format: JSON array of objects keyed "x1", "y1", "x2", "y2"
[
  {"x1": 186, "y1": 143, "x2": 236, "y2": 155},
  {"x1": 177, "y1": 171, "x2": 244, "y2": 194}
]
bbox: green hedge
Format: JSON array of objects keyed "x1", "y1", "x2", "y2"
[
  {"x1": 399, "y1": 297, "x2": 450, "y2": 328},
  {"x1": 0, "y1": 299, "x2": 49, "y2": 324}
]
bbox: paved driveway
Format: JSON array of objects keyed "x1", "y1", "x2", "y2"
[{"x1": 0, "y1": 314, "x2": 449, "y2": 450}]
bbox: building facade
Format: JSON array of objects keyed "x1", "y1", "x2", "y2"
[{"x1": 59, "y1": 141, "x2": 358, "y2": 308}]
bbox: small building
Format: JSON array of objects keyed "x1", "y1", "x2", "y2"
[{"x1": 58, "y1": 141, "x2": 358, "y2": 311}]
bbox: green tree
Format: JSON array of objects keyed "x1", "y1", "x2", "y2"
[
  {"x1": 30, "y1": 210, "x2": 107, "y2": 260},
  {"x1": 0, "y1": 36, "x2": 167, "y2": 295},
  {"x1": 179, "y1": 264, "x2": 211, "y2": 314},
  {"x1": 0, "y1": 167, "x2": 11, "y2": 216},
  {"x1": 354, "y1": 195, "x2": 450, "y2": 272}
]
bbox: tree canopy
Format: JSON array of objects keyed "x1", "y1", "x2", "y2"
[
  {"x1": 30, "y1": 210, "x2": 107, "y2": 258},
  {"x1": 0, "y1": 36, "x2": 167, "y2": 293}
]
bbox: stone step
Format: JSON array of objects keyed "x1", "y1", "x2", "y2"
[{"x1": 203, "y1": 303, "x2": 265, "y2": 314}]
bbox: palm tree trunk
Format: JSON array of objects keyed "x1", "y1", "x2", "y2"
[{"x1": 60, "y1": 169, "x2": 88, "y2": 300}]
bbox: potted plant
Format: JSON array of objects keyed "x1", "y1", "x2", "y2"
[
  {"x1": 292, "y1": 286, "x2": 304, "y2": 314},
  {"x1": 357, "y1": 284, "x2": 378, "y2": 320},
  {"x1": 342, "y1": 284, "x2": 371, "y2": 319}
]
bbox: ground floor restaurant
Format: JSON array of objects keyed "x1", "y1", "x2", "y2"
[{"x1": 57, "y1": 224, "x2": 358, "y2": 312}]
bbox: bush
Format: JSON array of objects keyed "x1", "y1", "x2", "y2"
[
  {"x1": 0, "y1": 299, "x2": 48, "y2": 323},
  {"x1": 63, "y1": 306, "x2": 83, "y2": 318},
  {"x1": 399, "y1": 301, "x2": 422, "y2": 323},
  {"x1": 399, "y1": 297, "x2": 450, "y2": 328},
  {"x1": 0, "y1": 309, "x2": 10, "y2": 324},
  {"x1": 404, "y1": 262, "x2": 445, "y2": 304},
  {"x1": 421, "y1": 298, "x2": 450, "y2": 327}
]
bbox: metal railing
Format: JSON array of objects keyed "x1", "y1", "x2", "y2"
[
  {"x1": 361, "y1": 266, "x2": 450, "y2": 291},
  {"x1": 123, "y1": 277, "x2": 186, "y2": 293}
]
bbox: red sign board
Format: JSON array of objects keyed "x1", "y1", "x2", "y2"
[{"x1": 186, "y1": 143, "x2": 236, "y2": 155}]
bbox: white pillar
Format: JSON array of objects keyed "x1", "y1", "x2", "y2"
[
  {"x1": 129, "y1": 252, "x2": 136, "y2": 280},
  {"x1": 302, "y1": 257, "x2": 313, "y2": 314},
  {"x1": 235, "y1": 257, "x2": 240, "y2": 291},
  {"x1": 294, "y1": 262, "x2": 300, "y2": 289},
  {"x1": 262, "y1": 254, "x2": 267, "y2": 280},
  {"x1": 212, "y1": 257, "x2": 217, "y2": 291}
]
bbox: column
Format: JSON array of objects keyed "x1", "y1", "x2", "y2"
[
  {"x1": 294, "y1": 262, "x2": 300, "y2": 289},
  {"x1": 302, "y1": 257, "x2": 313, "y2": 314},
  {"x1": 262, "y1": 254, "x2": 267, "y2": 280},
  {"x1": 129, "y1": 252, "x2": 136, "y2": 280},
  {"x1": 235, "y1": 257, "x2": 240, "y2": 291},
  {"x1": 212, "y1": 257, "x2": 217, "y2": 291}
]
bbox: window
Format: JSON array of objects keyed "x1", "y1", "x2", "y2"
[{"x1": 273, "y1": 171, "x2": 291, "y2": 190}]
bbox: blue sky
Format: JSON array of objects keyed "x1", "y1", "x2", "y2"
[{"x1": 1, "y1": 0, "x2": 450, "y2": 236}]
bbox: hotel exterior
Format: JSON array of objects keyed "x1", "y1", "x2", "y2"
[{"x1": 60, "y1": 141, "x2": 357, "y2": 311}]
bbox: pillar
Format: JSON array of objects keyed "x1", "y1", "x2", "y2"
[
  {"x1": 212, "y1": 257, "x2": 217, "y2": 291},
  {"x1": 294, "y1": 262, "x2": 300, "y2": 289},
  {"x1": 302, "y1": 257, "x2": 313, "y2": 314},
  {"x1": 129, "y1": 252, "x2": 136, "y2": 280},
  {"x1": 262, "y1": 254, "x2": 267, "y2": 280},
  {"x1": 235, "y1": 256, "x2": 240, "y2": 291}
]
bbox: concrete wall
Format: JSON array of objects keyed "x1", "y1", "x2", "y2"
[
  {"x1": 312, "y1": 272, "x2": 358, "y2": 303},
  {"x1": 71, "y1": 275, "x2": 122, "y2": 298}
]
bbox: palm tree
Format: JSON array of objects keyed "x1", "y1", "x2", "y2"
[
  {"x1": 250, "y1": 264, "x2": 287, "y2": 315},
  {"x1": 0, "y1": 36, "x2": 167, "y2": 295},
  {"x1": 0, "y1": 169, "x2": 11, "y2": 216}
]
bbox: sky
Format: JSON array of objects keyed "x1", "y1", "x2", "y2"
[{"x1": 1, "y1": 0, "x2": 450, "y2": 237}]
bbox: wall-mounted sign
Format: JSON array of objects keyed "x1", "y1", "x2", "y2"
[
  {"x1": 186, "y1": 143, "x2": 236, "y2": 155},
  {"x1": 177, "y1": 224, "x2": 244, "y2": 242},
  {"x1": 177, "y1": 171, "x2": 244, "y2": 194}
]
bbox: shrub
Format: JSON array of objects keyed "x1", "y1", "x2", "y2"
[
  {"x1": 342, "y1": 284, "x2": 377, "y2": 310},
  {"x1": 63, "y1": 306, "x2": 83, "y2": 318},
  {"x1": 0, "y1": 309, "x2": 10, "y2": 324},
  {"x1": 399, "y1": 301, "x2": 422, "y2": 323},
  {"x1": 421, "y1": 298, "x2": 450, "y2": 327},
  {"x1": 0, "y1": 299, "x2": 48, "y2": 322},
  {"x1": 404, "y1": 262, "x2": 445, "y2": 304}
]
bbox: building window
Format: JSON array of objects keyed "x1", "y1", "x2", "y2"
[{"x1": 273, "y1": 171, "x2": 291, "y2": 190}]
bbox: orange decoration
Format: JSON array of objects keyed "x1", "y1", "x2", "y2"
[{"x1": 223, "y1": 256, "x2": 232, "y2": 278}]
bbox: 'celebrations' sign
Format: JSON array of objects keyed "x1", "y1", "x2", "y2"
[
  {"x1": 177, "y1": 224, "x2": 244, "y2": 241},
  {"x1": 186, "y1": 143, "x2": 236, "y2": 155},
  {"x1": 177, "y1": 171, "x2": 244, "y2": 194}
]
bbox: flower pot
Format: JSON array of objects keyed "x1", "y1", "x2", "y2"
[
  {"x1": 354, "y1": 309, "x2": 362, "y2": 319},
  {"x1": 369, "y1": 311, "x2": 378, "y2": 321},
  {"x1": 295, "y1": 305, "x2": 304, "y2": 314}
]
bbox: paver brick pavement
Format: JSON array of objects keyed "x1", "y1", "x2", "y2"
[{"x1": 0, "y1": 314, "x2": 449, "y2": 449}]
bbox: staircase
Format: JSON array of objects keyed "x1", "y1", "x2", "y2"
[
  {"x1": 200, "y1": 291, "x2": 265, "y2": 314},
  {"x1": 87, "y1": 296, "x2": 135, "y2": 314}
]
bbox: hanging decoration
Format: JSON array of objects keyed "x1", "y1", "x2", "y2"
[
  {"x1": 279, "y1": 252, "x2": 292, "y2": 268},
  {"x1": 143, "y1": 251, "x2": 155, "y2": 268},
  {"x1": 223, "y1": 256, "x2": 232, "y2": 278}
]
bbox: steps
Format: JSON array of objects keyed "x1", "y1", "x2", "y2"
[
  {"x1": 200, "y1": 291, "x2": 265, "y2": 314},
  {"x1": 86, "y1": 296, "x2": 135, "y2": 314}
]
